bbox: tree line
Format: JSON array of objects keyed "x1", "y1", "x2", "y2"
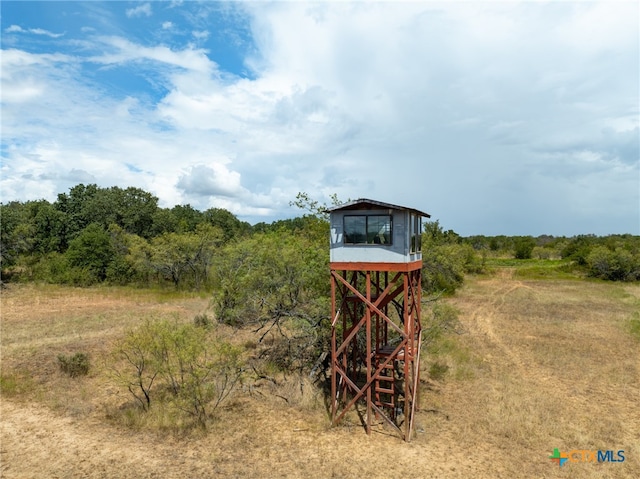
[
  {"x1": 0, "y1": 183, "x2": 255, "y2": 287},
  {"x1": 2, "y1": 184, "x2": 639, "y2": 290}
]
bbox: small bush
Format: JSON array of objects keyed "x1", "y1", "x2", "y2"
[
  {"x1": 111, "y1": 319, "x2": 244, "y2": 428},
  {"x1": 193, "y1": 313, "x2": 213, "y2": 329},
  {"x1": 423, "y1": 303, "x2": 462, "y2": 350},
  {"x1": 58, "y1": 352, "x2": 90, "y2": 377}
]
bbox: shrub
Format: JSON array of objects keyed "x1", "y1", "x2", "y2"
[
  {"x1": 532, "y1": 246, "x2": 552, "y2": 260},
  {"x1": 423, "y1": 302, "x2": 462, "y2": 350},
  {"x1": 112, "y1": 319, "x2": 243, "y2": 428},
  {"x1": 58, "y1": 352, "x2": 90, "y2": 377},
  {"x1": 211, "y1": 230, "x2": 329, "y2": 375},
  {"x1": 587, "y1": 246, "x2": 640, "y2": 281},
  {"x1": 193, "y1": 313, "x2": 213, "y2": 329},
  {"x1": 513, "y1": 237, "x2": 536, "y2": 260},
  {"x1": 422, "y1": 244, "x2": 481, "y2": 294},
  {"x1": 561, "y1": 235, "x2": 597, "y2": 265}
]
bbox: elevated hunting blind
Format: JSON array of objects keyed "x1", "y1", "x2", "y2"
[{"x1": 327, "y1": 198, "x2": 430, "y2": 441}]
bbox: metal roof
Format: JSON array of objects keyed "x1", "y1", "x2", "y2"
[{"x1": 326, "y1": 198, "x2": 430, "y2": 218}]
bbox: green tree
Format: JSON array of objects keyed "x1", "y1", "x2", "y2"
[
  {"x1": 55, "y1": 183, "x2": 100, "y2": 239},
  {"x1": 29, "y1": 200, "x2": 69, "y2": 253},
  {"x1": 55, "y1": 184, "x2": 159, "y2": 239},
  {"x1": 104, "y1": 224, "x2": 148, "y2": 285},
  {"x1": 203, "y1": 207, "x2": 251, "y2": 242},
  {"x1": 147, "y1": 224, "x2": 223, "y2": 288},
  {"x1": 0, "y1": 201, "x2": 32, "y2": 271},
  {"x1": 66, "y1": 223, "x2": 114, "y2": 283},
  {"x1": 171, "y1": 204, "x2": 203, "y2": 233},
  {"x1": 561, "y1": 235, "x2": 597, "y2": 265},
  {"x1": 212, "y1": 228, "x2": 329, "y2": 372},
  {"x1": 150, "y1": 208, "x2": 179, "y2": 236},
  {"x1": 289, "y1": 191, "x2": 344, "y2": 220},
  {"x1": 513, "y1": 236, "x2": 536, "y2": 260}
]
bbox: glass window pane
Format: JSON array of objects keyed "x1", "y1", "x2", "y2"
[
  {"x1": 410, "y1": 214, "x2": 416, "y2": 252},
  {"x1": 367, "y1": 215, "x2": 391, "y2": 244},
  {"x1": 344, "y1": 216, "x2": 366, "y2": 243}
]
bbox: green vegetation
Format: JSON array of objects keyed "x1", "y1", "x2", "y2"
[
  {"x1": 0, "y1": 373, "x2": 21, "y2": 396},
  {"x1": 483, "y1": 258, "x2": 580, "y2": 280},
  {"x1": 57, "y1": 352, "x2": 90, "y2": 378},
  {"x1": 1, "y1": 184, "x2": 250, "y2": 288},
  {"x1": 628, "y1": 312, "x2": 640, "y2": 341},
  {"x1": 465, "y1": 233, "x2": 640, "y2": 281},
  {"x1": 2, "y1": 185, "x2": 638, "y2": 401},
  {"x1": 111, "y1": 318, "x2": 243, "y2": 428},
  {"x1": 3, "y1": 184, "x2": 638, "y2": 291},
  {"x1": 421, "y1": 220, "x2": 485, "y2": 294},
  {"x1": 422, "y1": 302, "x2": 476, "y2": 381},
  {"x1": 212, "y1": 216, "x2": 330, "y2": 374},
  {"x1": 513, "y1": 236, "x2": 536, "y2": 260}
]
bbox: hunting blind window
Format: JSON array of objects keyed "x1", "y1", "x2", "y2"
[
  {"x1": 410, "y1": 213, "x2": 422, "y2": 253},
  {"x1": 344, "y1": 215, "x2": 392, "y2": 245}
]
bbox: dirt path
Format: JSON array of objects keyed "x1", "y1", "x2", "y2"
[
  {"x1": 0, "y1": 400, "x2": 218, "y2": 479},
  {"x1": 464, "y1": 269, "x2": 552, "y2": 384}
]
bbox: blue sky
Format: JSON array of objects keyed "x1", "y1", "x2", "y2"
[{"x1": 1, "y1": 1, "x2": 638, "y2": 236}]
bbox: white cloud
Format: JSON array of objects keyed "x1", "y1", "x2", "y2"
[
  {"x1": 1, "y1": 49, "x2": 75, "y2": 104},
  {"x1": 89, "y1": 36, "x2": 215, "y2": 73},
  {"x1": 5, "y1": 25, "x2": 26, "y2": 33},
  {"x1": 125, "y1": 3, "x2": 152, "y2": 18},
  {"x1": 177, "y1": 163, "x2": 244, "y2": 198},
  {"x1": 1, "y1": 1, "x2": 637, "y2": 234},
  {"x1": 5, "y1": 24, "x2": 64, "y2": 38},
  {"x1": 162, "y1": 21, "x2": 173, "y2": 30},
  {"x1": 192, "y1": 30, "x2": 209, "y2": 40}
]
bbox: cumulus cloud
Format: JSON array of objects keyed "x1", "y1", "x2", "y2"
[
  {"x1": 0, "y1": 1, "x2": 637, "y2": 234},
  {"x1": 177, "y1": 163, "x2": 244, "y2": 198}
]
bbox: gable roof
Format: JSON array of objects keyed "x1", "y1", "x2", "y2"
[{"x1": 326, "y1": 198, "x2": 430, "y2": 218}]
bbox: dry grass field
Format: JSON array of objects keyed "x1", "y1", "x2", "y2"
[{"x1": 1, "y1": 270, "x2": 639, "y2": 478}]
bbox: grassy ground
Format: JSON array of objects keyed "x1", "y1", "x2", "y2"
[{"x1": 1, "y1": 270, "x2": 639, "y2": 478}]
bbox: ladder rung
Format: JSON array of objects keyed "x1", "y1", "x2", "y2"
[
  {"x1": 376, "y1": 376, "x2": 394, "y2": 383},
  {"x1": 375, "y1": 387, "x2": 394, "y2": 394}
]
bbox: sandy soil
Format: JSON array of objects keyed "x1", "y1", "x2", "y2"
[{"x1": 1, "y1": 275, "x2": 638, "y2": 478}]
